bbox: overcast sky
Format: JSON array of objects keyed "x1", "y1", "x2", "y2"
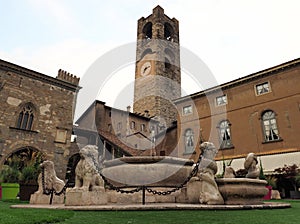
[{"x1": 1, "y1": 0, "x2": 300, "y2": 118}]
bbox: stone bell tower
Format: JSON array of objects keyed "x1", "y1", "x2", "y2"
[{"x1": 133, "y1": 5, "x2": 181, "y2": 128}]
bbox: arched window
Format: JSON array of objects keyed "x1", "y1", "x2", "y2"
[
  {"x1": 164, "y1": 23, "x2": 174, "y2": 41},
  {"x1": 143, "y1": 22, "x2": 152, "y2": 39},
  {"x1": 184, "y1": 129, "x2": 194, "y2": 154},
  {"x1": 262, "y1": 110, "x2": 280, "y2": 142},
  {"x1": 218, "y1": 120, "x2": 233, "y2": 149},
  {"x1": 16, "y1": 104, "x2": 34, "y2": 130}
]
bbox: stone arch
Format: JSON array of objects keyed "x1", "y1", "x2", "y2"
[
  {"x1": 65, "y1": 153, "x2": 80, "y2": 187},
  {"x1": 3, "y1": 146, "x2": 45, "y2": 169},
  {"x1": 142, "y1": 22, "x2": 152, "y2": 39},
  {"x1": 164, "y1": 22, "x2": 174, "y2": 41}
]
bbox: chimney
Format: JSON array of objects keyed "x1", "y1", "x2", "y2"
[{"x1": 127, "y1": 106, "x2": 131, "y2": 112}]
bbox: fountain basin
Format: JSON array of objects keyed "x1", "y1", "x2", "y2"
[
  {"x1": 102, "y1": 156, "x2": 194, "y2": 187},
  {"x1": 216, "y1": 178, "x2": 268, "y2": 205}
]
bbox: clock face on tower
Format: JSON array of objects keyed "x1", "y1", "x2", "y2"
[{"x1": 140, "y1": 61, "x2": 152, "y2": 76}]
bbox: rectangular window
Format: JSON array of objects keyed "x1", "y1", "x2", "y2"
[
  {"x1": 131, "y1": 121, "x2": 136, "y2": 129},
  {"x1": 183, "y1": 105, "x2": 192, "y2": 115},
  {"x1": 216, "y1": 95, "x2": 227, "y2": 106},
  {"x1": 141, "y1": 124, "x2": 146, "y2": 132},
  {"x1": 255, "y1": 82, "x2": 270, "y2": 95}
]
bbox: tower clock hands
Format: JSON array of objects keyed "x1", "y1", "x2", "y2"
[{"x1": 143, "y1": 65, "x2": 150, "y2": 73}]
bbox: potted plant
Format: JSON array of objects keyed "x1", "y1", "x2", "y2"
[
  {"x1": 19, "y1": 154, "x2": 42, "y2": 201},
  {"x1": 0, "y1": 156, "x2": 21, "y2": 200}
]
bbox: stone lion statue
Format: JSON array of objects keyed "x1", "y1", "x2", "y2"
[
  {"x1": 73, "y1": 145, "x2": 104, "y2": 191},
  {"x1": 36, "y1": 160, "x2": 65, "y2": 194}
]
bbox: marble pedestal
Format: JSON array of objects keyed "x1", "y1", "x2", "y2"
[{"x1": 65, "y1": 190, "x2": 108, "y2": 206}]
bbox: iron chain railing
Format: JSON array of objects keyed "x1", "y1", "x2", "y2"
[{"x1": 41, "y1": 167, "x2": 70, "y2": 204}]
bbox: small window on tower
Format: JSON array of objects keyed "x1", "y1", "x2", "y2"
[{"x1": 164, "y1": 23, "x2": 174, "y2": 41}]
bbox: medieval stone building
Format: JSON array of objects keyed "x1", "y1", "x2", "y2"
[{"x1": 0, "y1": 59, "x2": 80, "y2": 179}]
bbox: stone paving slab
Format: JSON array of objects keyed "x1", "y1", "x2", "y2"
[{"x1": 11, "y1": 202, "x2": 291, "y2": 211}]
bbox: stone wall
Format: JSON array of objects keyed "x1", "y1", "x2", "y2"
[{"x1": 0, "y1": 59, "x2": 80, "y2": 179}]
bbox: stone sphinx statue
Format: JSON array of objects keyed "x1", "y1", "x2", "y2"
[
  {"x1": 30, "y1": 160, "x2": 65, "y2": 204},
  {"x1": 73, "y1": 145, "x2": 104, "y2": 191},
  {"x1": 196, "y1": 142, "x2": 224, "y2": 205},
  {"x1": 36, "y1": 160, "x2": 65, "y2": 194}
]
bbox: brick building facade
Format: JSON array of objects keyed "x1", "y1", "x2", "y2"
[
  {"x1": 0, "y1": 59, "x2": 80, "y2": 179},
  {"x1": 175, "y1": 59, "x2": 300, "y2": 173}
]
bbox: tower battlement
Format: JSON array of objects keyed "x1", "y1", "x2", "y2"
[{"x1": 56, "y1": 69, "x2": 80, "y2": 85}]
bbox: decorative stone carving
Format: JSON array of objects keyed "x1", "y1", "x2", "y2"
[
  {"x1": 195, "y1": 142, "x2": 224, "y2": 205},
  {"x1": 216, "y1": 153, "x2": 268, "y2": 205},
  {"x1": 30, "y1": 160, "x2": 65, "y2": 204},
  {"x1": 36, "y1": 160, "x2": 65, "y2": 194},
  {"x1": 217, "y1": 178, "x2": 268, "y2": 205},
  {"x1": 244, "y1": 153, "x2": 260, "y2": 179},
  {"x1": 73, "y1": 145, "x2": 104, "y2": 191},
  {"x1": 224, "y1": 166, "x2": 236, "y2": 178}
]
